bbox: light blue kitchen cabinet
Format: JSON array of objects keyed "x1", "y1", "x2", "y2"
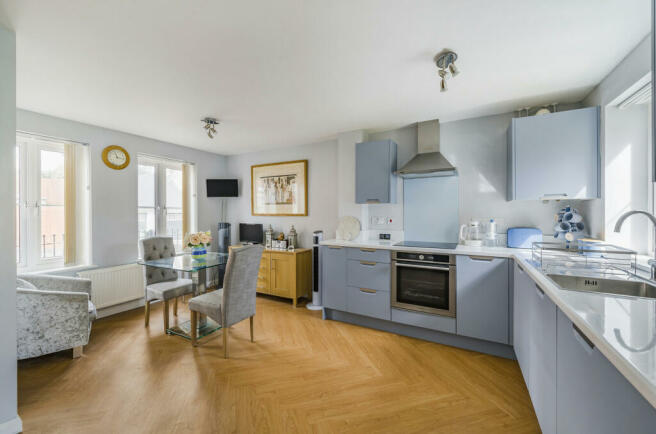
[
  {"x1": 355, "y1": 140, "x2": 397, "y2": 204},
  {"x1": 513, "y1": 262, "x2": 530, "y2": 373},
  {"x1": 346, "y1": 247, "x2": 391, "y2": 263},
  {"x1": 507, "y1": 106, "x2": 600, "y2": 201},
  {"x1": 321, "y1": 246, "x2": 347, "y2": 311},
  {"x1": 346, "y1": 286, "x2": 391, "y2": 320},
  {"x1": 513, "y1": 261, "x2": 556, "y2": 434},
  {"x1": 346, "y1": 259, "x2": 391, "y2": 292},
  {"x1": 556, "y1": 310, "x2": 656, "y2": 434},
  {"x1": 456, "y1": 256, "x2": 509, "y2": 344},
  {"x1": 526, "y1": 281, "x2": 557, "y2": 434}
]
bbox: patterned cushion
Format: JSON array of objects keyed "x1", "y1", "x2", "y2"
[
  {"x1": 88, "y1": 300, "x2": 97, "y2": 322},
  {"x1": 141, "y1": 237, "x2": 179, "y2": 285},
  {"x1": 188, "y1": 289, "x2": 223, "y2": 322},
  {"x1": 146, "y1": 278, "x2": 193, "y2": 301}
]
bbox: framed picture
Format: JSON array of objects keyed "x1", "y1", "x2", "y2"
[{"x1": 251, "y1": 160, "x2": 308, "y2": 216}]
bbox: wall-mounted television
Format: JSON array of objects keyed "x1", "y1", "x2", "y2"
[{"x1": 206, "y1": 179, "x2": 238, "y2": 197}]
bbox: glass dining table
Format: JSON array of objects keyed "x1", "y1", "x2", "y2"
[{"x1": 137, "y1": 252, "x2": 229, "y2": 340}]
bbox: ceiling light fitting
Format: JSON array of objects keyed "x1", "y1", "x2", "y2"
[
  {"x1": 202, "y1": 117, "x2": 219, "y2": 138},
  {"x1": 435, "y1": 50, "x2": 459, "y2": 92}
]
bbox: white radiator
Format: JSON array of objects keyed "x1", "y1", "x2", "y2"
[{"x1": 78, "y1": 263, "x2": 145, "y2": 309}]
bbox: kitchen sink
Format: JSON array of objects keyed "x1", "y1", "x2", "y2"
[{"x1": 547, "y1": 273, "x2": 656, "y2": 300}]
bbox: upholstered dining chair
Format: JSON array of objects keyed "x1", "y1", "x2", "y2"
[
  {"x1": 141, "y1": 237, "x2": 194, "y2": 331},
  {"x1": 188, "y1": 244, "x2": 264, "y2": 358}
]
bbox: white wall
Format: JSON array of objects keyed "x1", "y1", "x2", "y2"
[
  {"x1": 224, "y1": 139, "x2": 339, "y2": 248},
  {"x1": 604, "y1": 104, "x2": 651, "y2": 254},
  {"x1": 0, "y1": 24, "x2": 20, "y2": 434},
  {"x1": 17, "y1": 110, "x2": 227, "y2": 267},
  {"x1": 582, "y1": 34, "x2": 652, "y2": 238}
]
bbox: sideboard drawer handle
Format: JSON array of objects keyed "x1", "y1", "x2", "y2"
[
  {"x1": 360, "y1": 248, "x2": 376, "y2": 252},
  {"x1": 359, "y1": 288, "x2": 377, "y2": 294},
  {"x1": 360, "y1": 261, "x2": 377, "y2": 266}
]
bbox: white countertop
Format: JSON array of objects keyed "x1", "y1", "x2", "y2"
[{"x1": 321, "y1": 238, "x2": 656, "y2": 409}]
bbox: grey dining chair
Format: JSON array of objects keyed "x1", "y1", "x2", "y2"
[
  {"x1": 141, "y1": 237, "x2": 194, "y2": 331},
  {"x1": 188, "y1": 244, "x2": 264, "y2": 358}
]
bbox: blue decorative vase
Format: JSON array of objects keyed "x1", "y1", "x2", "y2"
[{"x1": 191, "y1": 246, "x2": 207, "y2": 260}]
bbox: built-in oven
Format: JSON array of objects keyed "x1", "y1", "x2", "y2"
[{"x1": 391, "y1": 251, "x2": 456, "y2": 317}]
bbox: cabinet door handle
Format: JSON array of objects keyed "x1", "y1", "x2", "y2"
[
  {"x1": 328, "y1": 246, "x2": 343, "y2": 250},
  {"x1": 359, "y1": 288, "x2": 377, "y2": 294},
  {"x1": 541, "y1": 193, "x2": 568, "y2": 200},
  {"x1": 360, "y1": 261, "x2": 377, "y2": 266},
  {"x1": 535, "y1": 283, "x2": 545, "y2": 298},
  {"x1": 469, "y1": 255, "x2": 494, "y2": 262},
  {"x1": 366, "y1": 199, "x2": 381, "y2": 203},
  {"x1": 360, "y1": 248, "x2": 376, "y2": 252},
  {"x1": 572, "y1": 323, "x2": 595, "y2": 351}
]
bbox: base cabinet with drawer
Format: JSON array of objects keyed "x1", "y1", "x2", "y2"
[
  {"x1": 347, "y1": 286, "x2": 390, "y2": 320},
  {"x1": 346, "y1": 249, "x2": 391, "y2": 320},
  {"x1": 230, "y1": 246, "x2": 311, "y2": 307},
  {"x1": 556, "y1": 310, "x2": 656, "y2": 434},
  {"x1": 321, "y1": 246, "x2": 391, "y2": 319},
  {"x1": 456, "y1": 255, "x2": 509, "y2": 344}
]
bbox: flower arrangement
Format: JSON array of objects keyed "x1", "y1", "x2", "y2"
[
  {"x1": 185, "y1": 231, "x2": 212, "y2": 248},
  {"x1": 184, "y1": 231, "x2": 212, "y2": 260}
]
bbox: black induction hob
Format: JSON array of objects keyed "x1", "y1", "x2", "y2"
[{"x1": 393, "y1": 241, "x2": 459, "y2": 249}]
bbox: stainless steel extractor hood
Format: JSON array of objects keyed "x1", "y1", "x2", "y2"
[{"x1": 395, "y1": 119, "x2": 456, "y2": 178}]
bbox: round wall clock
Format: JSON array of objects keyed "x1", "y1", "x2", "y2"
[{"x1": 102, "y1": 145, "x2": 130, "y2": 170}]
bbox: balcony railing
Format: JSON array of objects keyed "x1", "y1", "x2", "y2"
[{"x1": 42, "y1": 233, "x2": 64, "y2": 259}]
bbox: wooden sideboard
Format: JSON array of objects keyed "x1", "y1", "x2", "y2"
[{"x1": 229, "y1": 246, "x2": 311, "y2": 307}]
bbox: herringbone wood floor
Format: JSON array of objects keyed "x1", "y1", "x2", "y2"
[{"x1": 18, "y1": 296, "x2": 539, "y2": 433}]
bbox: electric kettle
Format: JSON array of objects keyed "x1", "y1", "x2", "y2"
[{"x1": 459, "y1": 220, "x2": 483, "y2": 246}]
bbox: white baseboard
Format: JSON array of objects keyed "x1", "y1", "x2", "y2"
[
  {"x1": 0, "y1": 416, "x2": 22, "y2": 434},
  {"x1": 97, "y1": 297, "x2": 145, "y2": 319}
]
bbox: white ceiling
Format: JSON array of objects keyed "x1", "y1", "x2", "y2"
[{"x1": 0, "y1": 0, "x2": 650, "y2": 155}]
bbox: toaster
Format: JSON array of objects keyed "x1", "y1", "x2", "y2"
[{"x1": 507, "y1": 227, "x2": 542, "y2": 249}]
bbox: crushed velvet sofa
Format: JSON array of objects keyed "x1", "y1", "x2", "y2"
[{"x1": 16, "y1": 274, "x2": 96, "y2": 359}]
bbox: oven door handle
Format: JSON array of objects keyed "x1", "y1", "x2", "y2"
[{"x1": 393, "y1": 262, "x2": 451, "y2": 272}]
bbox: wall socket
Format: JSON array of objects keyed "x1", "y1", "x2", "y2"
[
  {"x1": 379, "y1": 233, "x2": 391, "y2": 240},
  {"x1": 371, "y1": 216, "x2": 393, "y2": 226}
]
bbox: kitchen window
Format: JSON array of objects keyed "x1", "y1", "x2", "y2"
[
  {"x1": 16, "y1": 133, "x2": 90, "y2": 271},
  {"x1": 137, "y1": 155, "x2": 196, "y2": 254},
  {"x1": 604, "y1": 78, "x2": 654, "y2": 258}
]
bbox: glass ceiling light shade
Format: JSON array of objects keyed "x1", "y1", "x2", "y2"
[{"x1": 201, "y1": 117, "x2": 220, "y2": 139}]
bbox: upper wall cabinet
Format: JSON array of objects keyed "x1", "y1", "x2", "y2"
[
  {"x1": 355, "y1": 140, "x2": 397, "y2": 204},
  {"x1": 507, "y1": 106, "x2": 600, "y2": 201}
]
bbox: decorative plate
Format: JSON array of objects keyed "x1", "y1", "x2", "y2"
[{"x1": 336, "y1": 216, "x2": 361, "y2": 241}]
